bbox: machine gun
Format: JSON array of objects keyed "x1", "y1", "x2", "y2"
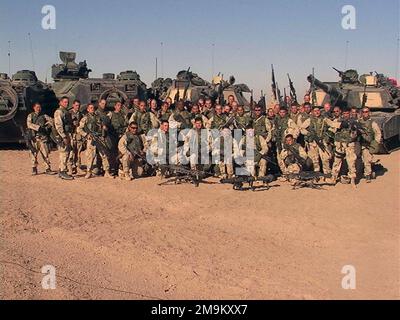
[
  {"x1": 282, "y1": 171, "x2": 332, "y2": 189},
  {"x1": 287, "y1": 73, "x2": 297, "y2": 103},
  {"x1": 157, "y1": 164, "x2": 208, "y2": 187},
  {"x1": 220, "y1": 174, "x2": 276, "y2": 191}
]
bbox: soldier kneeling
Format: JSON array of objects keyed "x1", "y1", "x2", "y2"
[
  {"x1": 280, "y1": 134, "x2": 308, "y2": 183},
  {"x1": 118, "y1": 122, "x2": 147, "y2": 181}
]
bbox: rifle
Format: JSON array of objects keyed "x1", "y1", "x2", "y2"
[
  {"x1": 361, "y1": 84, "x2": 368, "y2": 108},
  {"x1": 284, "y1": 144, "x2": 308, "y2": 169},
  {"x1": 310, "y1": 68, "x2": 317, "y2": 107},
  {"x1": 220, "y1": 174, "x2": 275, "y2": 191},
  {"x1": 218, "y1": 115, "x2": 235, "y2": 130},
  {"x1": 308, "y1": 129, "x2": 327, "y2": 153},
  {"x1": 276, "y1": 83, "x2": 284, "y2": 106},
  {"x1": 271, "y1": 64, "x2": 278, "y2": 102},
  {"x1": 182, "y1": 67, "x2": 191, "y2": 102},
  {"x1": 157, "y1": 164, "x2": 208, "y2": 187},
  {"x1": 281, "y1": 171, "x2": 332, "y2": 189},
  {"x1": 250, "y1": 89, "x2": 254, "y2": 106},
  {"x1": 83, "y1": 126, "x2": 112, "y2": 158},
  {"x1": 287, "y1": 73, "x2": 297, "y2": 103},
  {"x1": 218, "y1": 75, "x2": 225, "y2": 105},
  {"x1": 174, "y1": 86, "x2": 180, "y2": 104},
  {"x1": 18, "y1": 124, "x2": 37, "y2": 153}
]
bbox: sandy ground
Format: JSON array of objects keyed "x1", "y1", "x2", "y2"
[{"x1": 0, "y1": 148, "x2": 399, "y2": 300}]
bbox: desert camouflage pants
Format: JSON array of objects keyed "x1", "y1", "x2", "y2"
[
  {"x1": 30, "y1": 137, "x2": 51, "y2": 170},
  {"x1": 71, "y1": 133, "x2": 84, "y2": 169},
  {"x1": 307, "y1": 141, "x2": 332, "y2": 174},
  {"x1": 58, "y1": 134, "x2": 73, "y2": 172},
  {"x1": 256, "y1": 135, "x2": 269, "y2": 177},
  {"x1": 332, "y1": 141, "x2": 357, "y2": 179},
  {"x1": 85, "y1": 139, "x2": 110, "y2": 173},
  {"x1": 120, "y1": 153, "x2": 144, "y2": 178},
  {"x1": 361, "y1": 146, "x2": 373, "y2": 176}
]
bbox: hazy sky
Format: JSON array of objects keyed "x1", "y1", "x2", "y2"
[{"x1": 1, "y1": 0, "x2": 399, "y2": 99}]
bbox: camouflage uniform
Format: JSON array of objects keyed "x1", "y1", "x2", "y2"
[
  {"x1": 209, "y1": 114, "x2": 233, "y2": 177},
  {"x1": 70, "y1": 109, "x2": 84, "y2": 170},
  {"x1": 77, "y1": 112, "x2": 111, "y2": 177},
  {"x1": 118, "y1": 131, "x2": 147, "y2": 179},
  {"x1": 325, "y1": 118, "x2": 358, "y2": 181},
  {"x1": 26, "y1": 112, "x2": 53, "y2": 171},
  {"x1": 280, "y1": 143, "x2": 308, "y2": 174},
  {"x1": 184, "y1": 127, "x2": 212, "y2": 170},
  {"x1": 306, "y1": 115, "x2": 332, "y2": 174},
  {"x1": 274, "y1": 115, "x2": 300, "y2": 173},
  {"x1": 129, "y1": 109, "x2": 151, "y2": 134},
  {"x1": 168, "y1": 109, "x2": 192, "y2": 130},
  {"x1": 54, "y1": 107, "x2": 74, "y2": 173},
  {"x1": 358, "y1": 117, "x2": 382, "y2": 177},
  {"x1": 252, "y1": 115, "x2": 273, "y2": 177}
]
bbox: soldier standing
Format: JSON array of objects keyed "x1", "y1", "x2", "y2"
[
  {"x1": 109, "y1": 101, "x2": 128, "y2": 173},
  {"x1": 306, "y1": 106, "x2": 332, "y2": 176},
  {"x1": 26, "y1": 103, "x2": 56, "y2": 175},
  {"x1": 358, "y1": 107, "x2": 382, "y2": 182},
  {"x1": 78, "y1": 103, "x2": 113, "y2": 179},
  {"x1": 54, "y1": 96, "x2": 74, "y2": 180},
  {"x1": 252, "y1": 106, "x2": 273, "y2": 177},
  {"x1": 118, "y1": 122, "x2": 147, "y2": 180},
  {"x1": 184, "y1": 117, "x2": 212, "y2": 171},
  {"x1": 70, "y1": 99, "x2": 83, "y2": 173},
  {"x1": 325, "y1": 108, "x2": 358, "y2": 186},
  {"x1": 168, "y1": 100, "x2": 191, "y2": 130},
  {"x1": 129, "y1": 101, "x2": 151, "y2": 134}
]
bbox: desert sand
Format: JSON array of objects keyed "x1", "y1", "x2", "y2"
[{"x1": 0, "y1": 149, "x2": 399, "y2": 299}]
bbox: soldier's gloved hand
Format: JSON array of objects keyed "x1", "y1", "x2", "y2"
[{"x1": 63, "y1": 137, "x2": 71, "y2": 146}]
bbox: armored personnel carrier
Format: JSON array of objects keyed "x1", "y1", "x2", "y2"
[
  {"x1": 0, "y1": 70, "x2": 58, "y2": 143},
  {"x1": 153, "y1": 69, "x2": 251, "y2": 106},
  {"x1": 51, "y1": 52, "x2": 148, "y2": 110},
  {"x1": 307, "y1": 68, "x2": 400, "y2": 152}
]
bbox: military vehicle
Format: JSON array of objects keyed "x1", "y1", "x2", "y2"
[
  {"x1": 151, "y1": 69, "x2": 251, "y2": 106},
  {"x1": 307, "y1": 68, "x2": 400, "y2": 152},
  {"x1": 0, "y1": 70, "x2": 58, "y2": 143},
  {"x1": 51, "y1": 52, "x2": 147, "y2": 110}
]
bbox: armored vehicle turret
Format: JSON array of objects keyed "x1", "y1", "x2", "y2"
[
  {"x1": 307, "y1": 68, "x2": 400, "y2": 152},
  {"x1": 50, "y1": 52, "x2": 148, "y2": 111},
  {"x1": 0, "y1": 70, "x2": 58, "y2": 143},
  {"x1": 155, "y1": 69, "x2": 251, "y2": 106}
]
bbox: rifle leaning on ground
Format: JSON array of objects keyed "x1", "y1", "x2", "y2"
[
  {"x1": 280, "y1": 171, "x2": 332, "y2": 190},
  {"x1": 220, "y1": 174, "x2": 276, "y2": 191}
]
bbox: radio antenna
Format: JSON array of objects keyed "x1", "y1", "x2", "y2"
[{"x1": 28, "y1": 33, "x2": 36, "y2": 71}]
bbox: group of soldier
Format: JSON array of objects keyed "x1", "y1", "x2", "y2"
[{"x1": 26, "y1": 91, "x2": 382, "y2": 187}]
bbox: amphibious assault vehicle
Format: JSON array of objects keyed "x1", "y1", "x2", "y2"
[
  {"x1": 50, "y1": 52, "x2": 148, "y2": 110},
  {"x1": 308, "y1": 68, "x2": 400, "y2": 152},
  {"x1": 0, "y1": 70, "x2": 57, "y2": 143}
]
